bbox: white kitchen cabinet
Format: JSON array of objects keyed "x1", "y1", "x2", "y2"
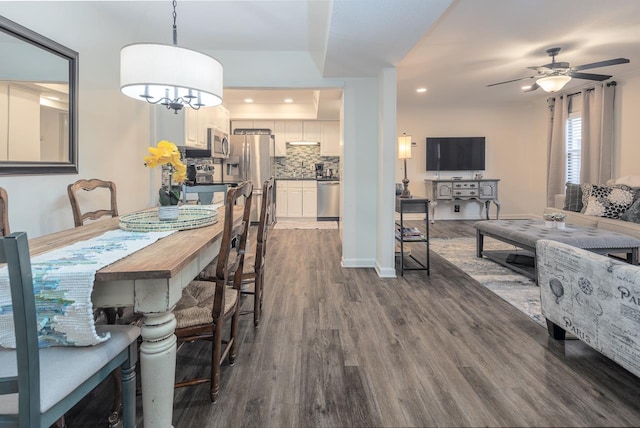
[
  {"x1": 321, "y1": 121, "x2": 340, "y2": 156},
  {"x1": 231, "y1": 120, "x2": 253, "y2": 133},
  {"x1": 232, "y1": 120, "x2": 274, "y2": 133},
  {"x1": 276, "y1": 180, "x2": 288, "y2": 218},
  {"x1": 276, "y1": 179, "x2": 317, "y2": 218},
  {"x1": 185, "y1": 107, "x2": 199, "y2": 146},
  {"x1": 287, "y1": 184, "x2": 303, "y2": 217},
  {"x1": 285, "y1": 121, "x2": 303, "y2": 141},
  {"x1": 211, "y1": 105, "x2": 230, "y2": 135},
  {"x1": 302, "y1": 121, "x2": 322, "y2": 141},
  {"x1": 302, "y1": 181, "x2": 318, "y2": 217},
  {"x1": 252, "y1": 120, "x2": 274, "y2": 131},
  {"x1": 156, "y1": 105, "x2": 224, "y2": 148},
  {"x1": 273, "y1": 121, "x2": 287, "y2": 156}
]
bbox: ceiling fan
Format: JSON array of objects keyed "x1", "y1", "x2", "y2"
[{"x1": 487, "y1": 47, "x2": 630, "y2": 93}]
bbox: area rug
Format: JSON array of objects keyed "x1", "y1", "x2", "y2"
[
  {"x1": 430, "y1": 237, "x2": 544, "y2": 327},
  {"x1": 273, "y1": 220, "x2": 338, "y2": 230}
]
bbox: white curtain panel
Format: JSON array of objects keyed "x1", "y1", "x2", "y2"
[
  {"x1": 581, "y1": 83, "x2": 614, "y2": 184},
  {"x1": 546, "y1": 95, "x2": 568, "y2": 206}
]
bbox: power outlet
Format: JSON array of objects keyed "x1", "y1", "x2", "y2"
[{"x1": 454, "y1": 205, "x2": 460, "y2": 213}]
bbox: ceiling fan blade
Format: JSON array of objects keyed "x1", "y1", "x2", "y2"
[
  {"x1": 573, "y1": 58, "x2": 630, "y2": 71},
  {"x1": 486, "y1": 76, "x2": 535, "y2": 87},
  {"x1": 523, "y1": 83, "x2": 539, "y2": 92},
  {"x1": 527, "y1": 65, "x2": 550, "y2": 72},
  {"x1": 569, "y1": 72, "x2": 612, "y2": 81}
]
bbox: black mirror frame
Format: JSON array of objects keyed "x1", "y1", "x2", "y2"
[{"x1": 0, "y1": 15, "x2": 78, "y2": 175}]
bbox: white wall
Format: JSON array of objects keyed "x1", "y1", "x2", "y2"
[
  {"x1": 397, "y1": 72, "x2": 640, "y2": 221},
  {"x1": 341, "y1": 78, "x2": 380, "y2": 268},
  {"x1": 397, "y1": 102, "x2": 549, "y2": 220},
  {"x1": 0, "y1": 4, "x2": 387, "y2": 273},
  {"x1": 614, "y1": 71, "x2": 640, "y2": 178},
  {"x1": 0, "y1": 4, "x2": 154, "y2": 237},
  {"x1": 376, "y1": 68, "x2": 397, "y2": 277}
]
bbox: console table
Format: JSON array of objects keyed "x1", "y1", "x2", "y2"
[{"x1": 424, "y1": 178, "x2": 500, "y2": 222}]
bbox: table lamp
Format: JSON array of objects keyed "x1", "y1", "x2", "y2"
[{"x1": 398, "y1": 133, "x2": 412, "y2": 198}]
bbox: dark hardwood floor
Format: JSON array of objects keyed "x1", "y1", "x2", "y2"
[{"x1": 66, "y1": 220, "x2": 640, "y2": 427}]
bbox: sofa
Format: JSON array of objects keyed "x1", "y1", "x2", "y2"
[
  {"x1": 537, "y1": 239, "x2": 640, "y2": 378},
  {"x1": 545, "y1": 176, "x2": 640, "y2": 240}
]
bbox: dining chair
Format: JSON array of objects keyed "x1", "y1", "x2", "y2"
[
  {"x1": 238, "y1": 177, "x2": 274, "y2": 326},
  {"x1": 196, "y1": 178, "x2": 275, "y2": 327},
  {"x1": 67, "y1": 178, "x2": 123, "y2": 324},
  {"x1": 67, "y1": 178, "x2": 119, "y2": 228},
  {"x1": 0, "y1": 232, "x2": 140, "y2": 428},
  {"x1": 0, "y1": 187, "x2": 9, "y2": 237},
  {"x1": 173, "y1": 181, "x2": 253, "y2": 403},
  {"x1": 66, "y1": 178, "x2": 127, "y2": 425}
]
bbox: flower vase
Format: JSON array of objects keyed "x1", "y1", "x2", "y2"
[
  {"x1": 545, "y1": 220, "x2": 554, "y2": 229},
  {"x1": 158, "y1": 205, "x2": 179, "y2": 221},
  {"x1": 556, "y1": 221, "x2": 566, "y2": 230}
]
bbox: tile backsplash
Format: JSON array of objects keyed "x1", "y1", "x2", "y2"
[{"x1": 275, "y1": 144, "x2": 340, "y2": 178}]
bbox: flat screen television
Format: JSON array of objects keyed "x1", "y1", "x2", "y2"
[{"x1": 426, "y1": 137, "x2": 485, "y2": 171}]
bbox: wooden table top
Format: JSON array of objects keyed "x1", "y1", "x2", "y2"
[{"x1": 26, "y1": 206, "x2": 235, "y2": 282}]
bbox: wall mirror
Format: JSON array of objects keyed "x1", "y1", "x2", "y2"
[{"x1": 0, "y1": 15, "x2": 78, "y2": 175}]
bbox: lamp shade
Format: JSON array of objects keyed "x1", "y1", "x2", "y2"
[
  {"x1": 398, "y1": 134, "x2": 412, "y2": 159},
  {"x1": 120, "y1": 43, "x2": 223, "y2": 107},
  {"x1": 536, "y1": 75, "x2": 571, "y2": 93}
]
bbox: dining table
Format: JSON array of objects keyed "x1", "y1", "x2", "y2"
[{"x1": 26, "y1": 205, "x2": 239, "y2": 428}]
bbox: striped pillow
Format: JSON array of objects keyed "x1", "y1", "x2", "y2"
[{"x1": 562, "y1": 182, "x2": 583, "y2": 212}]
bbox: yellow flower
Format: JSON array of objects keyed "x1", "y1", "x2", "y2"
[{"x1": 144, "y1": 140, "x2": 186, "y2": 184}]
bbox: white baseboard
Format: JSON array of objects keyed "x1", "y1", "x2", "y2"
[
  {"x1": 375, "y1": 263, "x2": 397, "y2": 278},
  {"x1": 342, "y1": 258, "x2": 375, "y2": 268}
]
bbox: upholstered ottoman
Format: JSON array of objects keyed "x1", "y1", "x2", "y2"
[{"x1": 475, "y1": 219, "x2": 640, "y2": 279}]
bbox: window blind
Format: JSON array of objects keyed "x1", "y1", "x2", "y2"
[{"x1": 566, "y1": 113, "x2": 582, "y2": 184}]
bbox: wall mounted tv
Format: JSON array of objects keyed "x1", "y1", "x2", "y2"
[{"x1": 426, "y1": 137, "x2": 485, "y2": 171}]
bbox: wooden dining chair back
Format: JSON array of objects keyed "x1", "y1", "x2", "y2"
[
  {"x1": 67, "y1": 178, "x2": 119, "y2": 227},
  {"x1": 0, "y1": 187, "x2": 9, "y2": 237},
  {"x1": 173, "y1": 180, "x2": 253, "y2": 403},
  {"x1": 0, "y1": 232, "x2": 140, "y2": 427},
  {"x1": 239, "y1": 176, "x2": 275, "y2": 326}
]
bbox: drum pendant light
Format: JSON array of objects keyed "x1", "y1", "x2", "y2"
[{"x1": 120, "y1": 0, "x2": 223, "y2": 113}]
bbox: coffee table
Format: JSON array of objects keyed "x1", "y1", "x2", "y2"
[{"x1": 474, "y1": 219, "x2": 640, "y2": 280}]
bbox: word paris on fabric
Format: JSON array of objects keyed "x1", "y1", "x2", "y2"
[{"x1": 0, "y1": 229, "x2": 174, "y2": 348}]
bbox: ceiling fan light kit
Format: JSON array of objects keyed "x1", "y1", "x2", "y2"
[
  {"x1": 488, "y1": 47, "x2": 629, "y2": 93},
  {"x1": 536, "y1": 75, "x2": 571, "y2": 92}
]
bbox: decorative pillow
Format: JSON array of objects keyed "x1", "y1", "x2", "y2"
[
  {"x1": 582, "y1": 184, "x2": 635, "y2": 219},
  {"x1": 580, "y1": 183, "x2": 593, "y2": 213},
  {"x1": 615, "y1": 176, "x2": 640, "y2": 188},
  {"x1": 563, "y1": 182, "x2": 583, "y2": 212},
  {"x1": 619, "y1": 197, "x2": 640, "y2": 223}
]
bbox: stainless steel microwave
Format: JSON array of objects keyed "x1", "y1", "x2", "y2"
[{"x1": 208, "y1": 128, "x2": 230, "y2": 158}]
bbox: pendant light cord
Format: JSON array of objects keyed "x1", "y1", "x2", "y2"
[{"x1": 172, "y1": 0, "x2": 178, "y2": 46}]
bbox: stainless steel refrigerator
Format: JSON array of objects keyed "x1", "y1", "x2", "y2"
[{"x1": 223, "y1": 134, "x2": 275, "y2": 222}]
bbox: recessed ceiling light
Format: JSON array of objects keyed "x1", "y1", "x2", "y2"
[
  {"x1": 284, "y1": 98, "x2": 293, "y2": 103},
  {"x1": 416, "y1": 88, "x2": 427, "y2": 93},
  {"x1": 244, "y1": 98, "x2": 254, "y2": 103},
  {"x1": 521, "y1": 85, "x2": 532, "y2": 90}
]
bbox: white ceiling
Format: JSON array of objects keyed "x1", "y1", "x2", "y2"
[{"x1": 85, "y1": 0, "x2": 640, "y2": 116}]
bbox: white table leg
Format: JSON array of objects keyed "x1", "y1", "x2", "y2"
[{"x1": 140, "y1": 312, "x2": 177, "y2": 428}]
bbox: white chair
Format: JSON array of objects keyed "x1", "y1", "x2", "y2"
[{"x1": 0, "y1": 232, "x2": 139, "y2": 427}]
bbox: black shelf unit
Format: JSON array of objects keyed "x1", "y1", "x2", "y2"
[{"x1": 395, "y1": 197, "x2": 430, "y2": 276}]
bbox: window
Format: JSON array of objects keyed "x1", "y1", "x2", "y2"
[{"x1": 566, "y1": 112, "x2": 582, "y2": 184}]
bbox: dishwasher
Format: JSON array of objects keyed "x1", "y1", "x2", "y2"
[{"x1": 317, "y1": 180, "x2": 340, "y2": 220}]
